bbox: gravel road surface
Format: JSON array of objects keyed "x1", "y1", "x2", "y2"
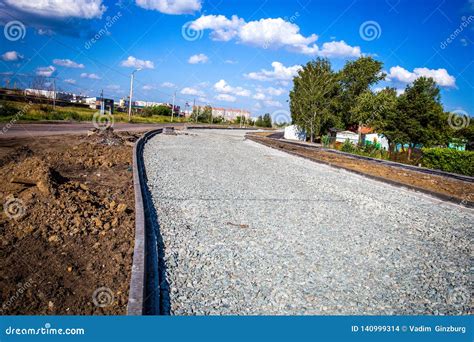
[{"x1": 143, "y1": 129, "x2": 472, "y2": 315}]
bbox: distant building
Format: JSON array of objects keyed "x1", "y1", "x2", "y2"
[
  {"x1": 120, "y1": 98, "x2": 180, "y2": 115},
  {"x1": 193, "y1": 106, "x2": 250, "y2": 121},
  {"x1": 85, "y1": 97, "x2": 114, "y2": 113},
  {"x1": 24, "y1": 88, "x2": 86, "y2": 103}
]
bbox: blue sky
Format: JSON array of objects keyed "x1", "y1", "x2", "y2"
[{"x1": 0, "y1": 0, "x2": 473, "y2": 120}]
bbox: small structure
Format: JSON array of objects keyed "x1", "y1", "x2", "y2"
[
  {"x1": 85, "y1": 97, "x2": 114, "y2": 113},
  {"x1": 284, "y1": 125, "x2": 306, "y2": 141},
  {"x1": 364, "y1": 133, "x2": 389, "y2": 150},
  {"x1": 335, "y1": 130, "x2": 359, "y2": 145}
]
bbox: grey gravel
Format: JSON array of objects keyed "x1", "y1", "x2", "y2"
[{"x1": 143, "y1": 129, "x2": 472, "y2": 315}]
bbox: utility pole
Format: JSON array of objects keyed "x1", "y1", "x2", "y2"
[
  {"x1": 171, "y1": 91, "x2": 176, "y2": 122},
  {"x1": 193, "y1": 98, "x2": 197, "y2": 123},
  {"x1": 128, "y1": 68, "x2": 141, "y2": 122},
  {"x1": 52, "y1": 78, "x2": 56, "y2": 110},
  {"x1": 100, "y1": 89, "x2": 104, "y2": 115}
]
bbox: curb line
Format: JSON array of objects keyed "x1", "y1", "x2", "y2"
[{"x1": 127, "y1": 128, "x2": 163, "y2": 315}]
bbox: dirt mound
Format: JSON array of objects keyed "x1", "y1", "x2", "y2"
[
  {"x1": 87, "y1": 127, "x2": 139, "y2": 147},
  {"x1": 0, "y1": 132, "x2": 137, "y2": 314}
]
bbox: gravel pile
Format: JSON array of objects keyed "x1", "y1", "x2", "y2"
[{"x1": 143, "y1": 129, "x2": 472, "y2": 315}]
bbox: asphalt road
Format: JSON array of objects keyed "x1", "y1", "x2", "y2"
[{"x1": 144, "y1": 129, "x2": 472, "y2": 315}]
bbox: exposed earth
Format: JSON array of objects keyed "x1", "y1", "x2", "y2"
[{"x1": 0, "y1": 128, "x2": 139, "y2": 314}]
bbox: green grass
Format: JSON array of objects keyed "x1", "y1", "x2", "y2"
[{"x1": 0, "y1": 100, "x2": 188, "y2": 124}]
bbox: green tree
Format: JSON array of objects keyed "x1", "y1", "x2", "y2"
[
  {"x1": 397, "y1": 77, "x2": 449, "y2": 159},
  {"x1": 290, "y1": 58, "x2": 341, "y2": 142},
  {"x1": 338, "y1": 56, "x2": 385, "y2": 127}
]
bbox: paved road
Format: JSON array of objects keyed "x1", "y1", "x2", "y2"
[
  {"x1": 0, "y1": 122, "x2": 183, "y2": 138},
  {"x1": 144, "y1": 129, "x2": 472, "y2": 315}
]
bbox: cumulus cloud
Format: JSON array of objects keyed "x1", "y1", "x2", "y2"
[
  {"x1": 189, "y1": 14, "x2": 361, "y2": 57},
  {"x1": 387, "y1": 66, "x2": 456, "y2": 87},
  {"x1": 36, "y1": 66, "x2": 56, "y2": 77},
  {"x1": 213, "y1": 79, "x2": 250, "y2": 97},
  {"x1": 245, "y1": 61, "x2": 302, "y2": 82},
  {"x1": 135, "y1": 0, "x2": 201, "y2": 14},
  {"x1": 142, "y1": 84, "x2": 156, "y2": 90},
  {"x1": 121, "y1": 56, "x2": 154, "y2": 69},
  {"x1": 264, "y1": 100, "x2": 283, "y2": 108},
  {"x1": 188, "y1": 53, "x2": 209, "y2": 64},
  {"x1": 257, "y1": 86, "x2": 286, "y2": 96},
  {"x1": 161, "y1": 82, "x2": 176, "y2": 88},
  {"x1": 3, "y1": 0, "x2": 106, "y2": 19},
  {"x1": 64, "y1": 79, "x2": 76, "y2": 84},
  {"x1": 190, "y1": 14, "x2": 244, "y2": 41},
  {"x1": 53, "y1": 58, "x2": 84, "y2": 68},
  {"x1": 181, "y1": 87, "x2": 204, "y2": 96},
  {"x1": 80, "y1": 72, "x2": 101, "y2": 79},
  {"x1": 253, "y1": 93, "x2": 266, "y2": 100},
  {"x1": 215, "y1": 93, "x2": 236, "y2": 102},
  {"x1": 1, "y1": 51, "x2": 23, "y2": 61}
]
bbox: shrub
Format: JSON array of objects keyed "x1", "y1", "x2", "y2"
[
  {"x1": 421, "y1": 148, "x2": 474, "y2": 176},
  {"x1": 0, "y1": 101, "x2": 20, "y2": 117},
  {"x1": 341, "y1": 139, "x2": 356, "y2": 153}
]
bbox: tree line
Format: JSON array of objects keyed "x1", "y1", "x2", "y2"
[{"x1": 289, "y1": 57, "x2": 473, "y2": 157}]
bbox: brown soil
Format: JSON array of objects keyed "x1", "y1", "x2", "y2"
[
  {"x1": 248, "y1": 135, "x2": 474, "y2": 205},
  {"x1": 0, "y1": 128, "x2": 143, "y2": 315}
]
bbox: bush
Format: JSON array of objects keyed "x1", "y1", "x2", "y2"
[
  {"x1": 0, "y1": 101, "x2": 21, "y2": 117},
  {"x1": 421, "y1": 148, "x2": 474, "y2": 176},
  {"x1": 341, "y1": 139, "x2": 356, "y2": 153}
]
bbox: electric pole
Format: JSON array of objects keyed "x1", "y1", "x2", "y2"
[
  {"x1": 128, "y1": 68, "x2": 141, "y2": 122},
  {"x1": 171, "y1": 91, "x2": 176, "y2": 122}
]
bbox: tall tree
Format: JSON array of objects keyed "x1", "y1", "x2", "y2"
[
  {"x1": 290, "y1": 58, "x2": 340, "y2": 142},
  {"x1": 338, "y1": 56, "x2": 385, "y2": 128},
  {"x1": 397, "y1": 77, "x2": 449, "y2": 159}
]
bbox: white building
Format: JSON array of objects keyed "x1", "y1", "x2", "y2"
[
  {"x1": 193, "y1": 106, "x2": 250, "y2": 121},
  {"x1": 284, "y1": 125, "x2": 306, "y2": 141},
  {"x1": 335, "y1": 130, "x2": 359, "y2": 145},
  {"x1": 364, "y1": 133, "x2": 389, "y2": 150}
]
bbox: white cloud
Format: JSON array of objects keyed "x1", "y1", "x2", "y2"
[
  {"x1": 188, "y1": 53, "x2": 209, "y2": 64},
  {"x1": 181, "y1": 87, "x2": 204, "y2": 96},
  {"x1": 317, "y1": 41, "x2": 361, "y2": 58},
  {"x1": 4, "y1": 0, "x2": 106, "y2": 19},
  {"x1": 213, "y1": 79, "x2": 250, "y2": 97},
  {"x1": 160, "y1": 82, "x2": 176, "y2": 88},
  {"x1": 107, "y1": 84, "x2": 120, "y2": 90},
  {"x1": 215, "y1": 93, "x2": 236, "y2": 102},
  {"x1": 1, "y1": 51, "x2": 23, "y2": 61},
  {"x1": 135, "y1": 0, "x2": 201, "y2": 14},
  {"x1": 387, "y1": 66, "x2": 456, "y2": 87},
  {"x1": 190, "y1": 14, "x2": 361, "y2": 57},
  {"x1": 121, "y1": 56, "x2": 154, "y2": 69},
  {"x1": 64, "y1": 79, "x2": 76, "y2": 84},
  {"x1": 36, "y1": 66, "x2": 56, "y2": 77},
  {"x1": 143, "y1": 84, "x2": 156, "y2": 90},
  {"x1": 253, "y1": 93, "x2": 266, "y2": 100},
  {"x1": 245, "y1": 61, "x2": 302, "y2": 82},
  {"x1": 264, "y1": 100, "x2": 283, "y2": 108},
  {"x1": 224, "y1": 59, "x2": 237, "y2": 64},
  {"x1": 53, "y1": 58, "x2": 84, "y2": 68},
  {"x1": 257, "y1": 86, "x2": 286, "y2": 96},
  {"x1": 80, "y1": 72, "x2": 101, "y2": 80},
  {"x1": 190, "y1": 14, "x2": 244, "y2": 41}
]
